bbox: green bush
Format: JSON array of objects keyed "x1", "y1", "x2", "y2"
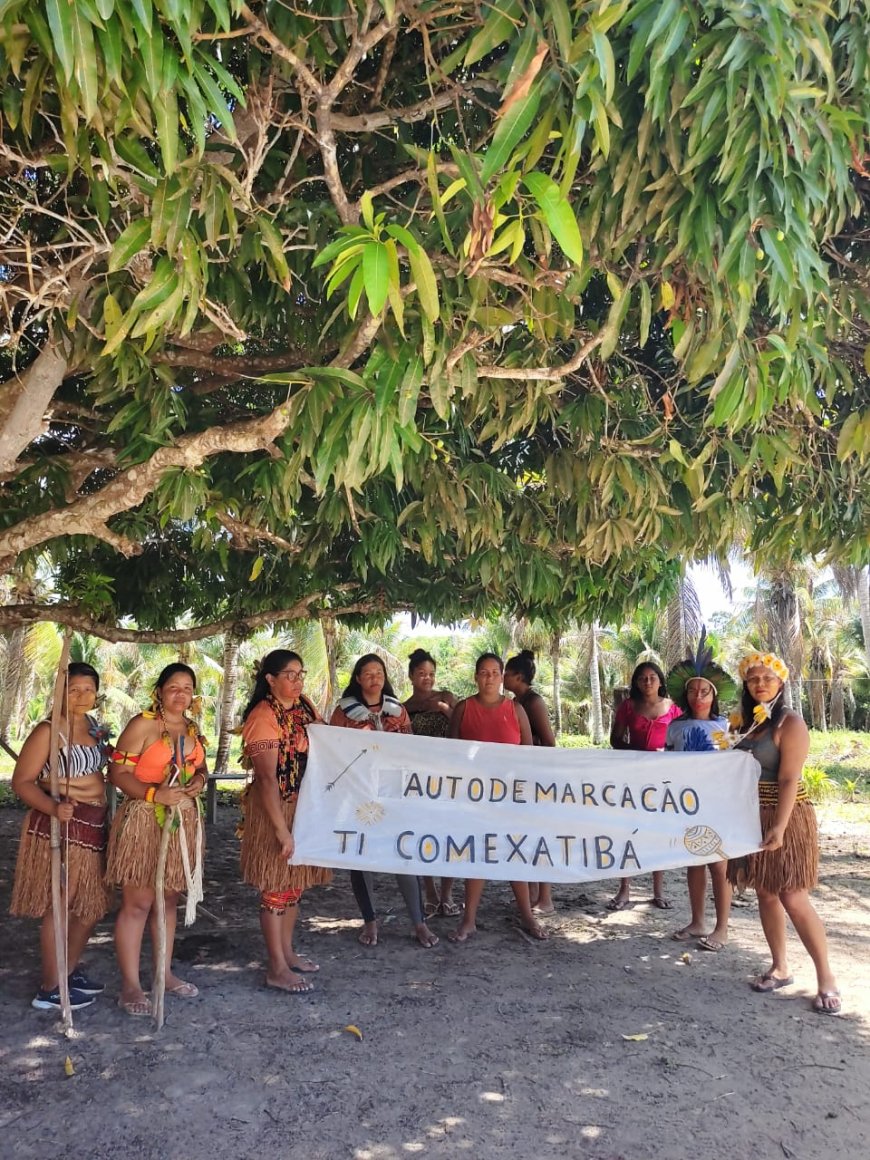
[{"x1": 801, "y1": 764, "x2": 838, "y2": 803}]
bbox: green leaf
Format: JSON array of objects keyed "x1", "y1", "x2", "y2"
[
  {"x1": 108, "y1": 218, "x2": 151, "y2": 272},
  {"x1": 463, "y1": 0, "x2": 521, "y2": 67},
  {"x1": 155, "y1": 87, "x2": 180, "y2": 174},
  {"x1": 44, "y1": 0, "x2": 75, "y2": 82},
  {"x1": 639, "y1": 281, "x2": 652, "y2": 347},
  {"x1": 258, "y1": 215, "x2": 291, "y2": 290},
  {"x1": 481, "y1": 85, "x2": 543, "y2": 184},
  {"x1": 363, "y1": 241, "x2": 390, "y2": 315},
  {"x1": 524, "y1": 172, "x2": 583, "y2": 266},
  {"x1": 407, "y1": 245, "x2": 440, "y2": 322}
]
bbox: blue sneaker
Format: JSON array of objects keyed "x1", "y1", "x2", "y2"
[
  {"x1": 32, "y1": 986, "x2": 96, "y2": 1011},
  {"x1": 68, "y1": 968, "x2": 105, "y2": 995}
]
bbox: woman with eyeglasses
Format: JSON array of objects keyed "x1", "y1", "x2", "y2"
[
  {"x1": 239, "y1": 650, "x2": 332, "y2": 995},
  {"x1": 330, "y1": 653, "x2": 439, "y2": 949}
]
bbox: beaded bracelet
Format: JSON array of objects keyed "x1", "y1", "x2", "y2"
[{"x1": 144, "y1": 786, "x2": 157, "y2": 803}]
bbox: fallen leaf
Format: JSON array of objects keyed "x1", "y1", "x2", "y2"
[
  {"x1": 681, "y1": 952, "x2": 692, "y2": 964},
  {"x1": 64, "y1": 1055, "x2": 75, "y2": 1077},
  {"x1": 344, "y1": 1024, "x2": 363, "y2": 1041},
  {"x1": 621, "y1": 1033, "x2": 648, "y2": 1042}
]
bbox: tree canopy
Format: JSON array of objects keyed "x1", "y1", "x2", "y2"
[{"x1": 1, "y1": 0, "x2": 869, "y2": 640}]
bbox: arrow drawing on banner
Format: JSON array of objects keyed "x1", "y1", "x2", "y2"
[{"x1": 325, "y1": 748, "x2": 368, "y2": 792}]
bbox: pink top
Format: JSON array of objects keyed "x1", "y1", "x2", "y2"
[
  {"x1": 459, "y1": 696, "x2": 521, "y2": 745},
  {"x1": 614, "y1": 700, "x2": 682, "y2": 752}
]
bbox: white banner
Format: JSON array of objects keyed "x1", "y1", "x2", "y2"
[{"x1": 291, "y1": 724, "x2": 763, "y2": 882}]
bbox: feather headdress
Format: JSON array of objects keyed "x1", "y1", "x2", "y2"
[{"x1": 666, "y1": 628, "x2": 737, "y2": 707}]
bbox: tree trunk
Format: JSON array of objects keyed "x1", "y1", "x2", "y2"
[
  {"x1": 0, "y1": 626, "x2": 27, "y2": 745},
  {"x1": 589, "y1": 622, "x2": 604, "y2": 744},
  {"x1": 858, "y1": 566, "x2": 870, "y2": 673},
  {"x1": 550, "y1": 629, "x2": 562, "y2": 737},
  {"x1": 213, "y1": 632, "x2": 241, "y2": 775},
  {"x1": 321, "y1": 616, "x2": 339, "y2": 716},
  {"x1": 829, "y1": 679, "x2": 846, "y2": 730}
]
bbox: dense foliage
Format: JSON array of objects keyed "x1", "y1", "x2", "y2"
[{"x1": 1, "y1": 1, "x2": 869, "y2": 638}]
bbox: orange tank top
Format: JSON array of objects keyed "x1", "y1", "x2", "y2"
[{"x1": 132, "y1": 735, "x2": 206, "y2": 785}]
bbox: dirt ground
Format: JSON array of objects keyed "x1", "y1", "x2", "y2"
[{"x1": 1, "y1": 802, "x2": 868, "y2": 1160}]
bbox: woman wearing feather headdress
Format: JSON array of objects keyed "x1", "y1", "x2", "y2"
[{"x1": 665, "y1": 633, "x2": 736, "y2": 952}]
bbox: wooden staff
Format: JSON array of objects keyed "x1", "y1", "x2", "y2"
[
  {"x1": 48, "y1": 631, "x2": 73, "y2": 1032},
  {"x1": 152, "y1": 804, "x2": 175, "y2": 1031}
]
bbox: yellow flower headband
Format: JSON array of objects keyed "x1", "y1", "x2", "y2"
[{"x1": 737, "y1": 651, "x2": 789, "y2": 682}]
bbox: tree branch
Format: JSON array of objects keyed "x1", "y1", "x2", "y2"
[
  {"x1": 0, "y1": 341, "x2": 70, "y2": 473},
  {"x1": 0, "y1": 595, "x2": 411, "y2": 643},
  {"x1": 475, "y1": 334, "x2": 605, "y2": 380},
  {"x1": 0, "y1": 404, "x2": 295, "y2": 575}
]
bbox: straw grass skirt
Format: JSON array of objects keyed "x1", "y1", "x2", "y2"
[
  {"x1": 240, "y1": 784, "x2": 332, "y2": 893},
  {"x1": 10, "y1": 803, "x2": 111, "y2": 924},
  {"x1": 107, "y1": 799, "x2": 204, "y2": 892},
  {"x1": 728, "y1": 785, "x2": 818, "y2": 894}
]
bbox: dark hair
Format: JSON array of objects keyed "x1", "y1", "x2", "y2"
[
  {"x1": 629, "y1": 662, "x2": 667, "y2": 702},
  {"x1": 681, "y1": 678, "x2": 720, "y2": 720},
  {"x1": 739, "y1": 683, "x2": 787, "y2": 730},
  {"x1": 155, "y1": 663, "x2": 197, "y2": 691},
  {"x1": 242, "y1": 650, "x2": 303, "y2": 721},
  {"x1": 408, "y1": 648, "x2": 436, "y2": 677},
  {"x1": 67, "y1": 662, "x2": 100, "y2": 691},
  {"x1": 505, "y1": 649, "x2": 536, "y2": 684},
  {"x1": 344, "y1": 653, "x2": 397, "y2": 701},
  {"x1": 475, "y1": 652, "x2": 504, "y2": 674}
]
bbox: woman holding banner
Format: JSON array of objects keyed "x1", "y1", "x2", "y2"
[
  {"x1": 504, "y1": 648, "x2": 557, "y2": 917},
  {"x1": 608, "y1": 661, "x2": 681, "y2": 911},
  {"x1": 727, "y1": 652, "x2": 840, "y2": 1014},
  {"x1": 239, "y1": 650, "x2": 331, "y2": 995},
  {"x1": 447, "y1": 652, "x2": 548, "y2": 942},
  {"x1": 331, "y1": 654, "x2": 439, "y2": 949},
  {"x1": 10, "y1": 663, "x2": 111, "y2": 1011},
  {"x1": 665, "y1": 640, "x2": 736, "y2": 951},
  {"x1": 403, "y1": 648, "x2": 459, "y2": 918}
]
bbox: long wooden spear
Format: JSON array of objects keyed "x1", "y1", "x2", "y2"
[
  {"x1": 152, "y1": 805, "x2": 175, "y2": 1031},
  {"x1": 48, "y1": 630, "x2": 73, "y2": 1033}
]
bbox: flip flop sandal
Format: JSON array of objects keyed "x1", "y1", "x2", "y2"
[
  {"x1": 697, "y1": 936, "x2": 727, "y2": 953},
  {"x1": 439, "y1": 901, "x2": 462, "y2": 916},
  {"x1": 751, "y1": 973, "x2": 794, "y2": 993},
  {"x1": 423, "y1": 902, "x2": 440, "y2": 919},
  {"x1": 813, "y1": 990, "x2": 842, "y2": 1016},
  {"x1": 118, "y1": 996, "x2": 153, "y2": 1017},
  {"x1": 166, "y1": 981, "x2": 199, "y2": 998},
  {"x1": 671, "y1": 928, "x2": 701, "y2": 941}
]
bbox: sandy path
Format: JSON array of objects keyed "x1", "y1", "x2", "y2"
[{"x1": 1, "y1": 806, "x2": 868, "y2": 1160}]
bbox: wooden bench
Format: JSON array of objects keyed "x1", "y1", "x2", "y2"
[{"x1": 206, "y1": 772, "x2": 249, "y2": 824}]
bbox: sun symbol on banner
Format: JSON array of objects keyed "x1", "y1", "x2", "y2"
[
  {"x1": 355, "y1": 801, "x2": 386, "y2": 826},
  {"x1": 683, "y1": 824, "x2": 727, "y2": 860}
]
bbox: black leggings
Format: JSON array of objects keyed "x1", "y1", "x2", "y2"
[{"x1": 350, "y1": 871, "x2": 424, "y2": 926}]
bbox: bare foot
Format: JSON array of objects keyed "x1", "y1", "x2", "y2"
[
  {"x1": 414, "y1": 922, "x2": 439, "y2": 948},
  {"x1": 650, "y1": 896, "x2": 673, "y2": 910},
  {"x1": 266, "y1": 970, "x2": 313, "y2": 994},
  {"x1": 448, "y1": 919, "x2": 477, "y2": 942},
  {"x1": 521, "y1": 919, "x2": 549, "y2": 941},
  {"x1": 532, "y1": 904, "x2": 556, "y2": 917},
  {"x1": 358, "y1": 920, "x2": 378, "y2": 946},
  {"x1": 287, "y1": 953, "x2": 320, "y2": 973},
  {"x1": 607, "y1": 892, "x2": 630, "y2": 911}
]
